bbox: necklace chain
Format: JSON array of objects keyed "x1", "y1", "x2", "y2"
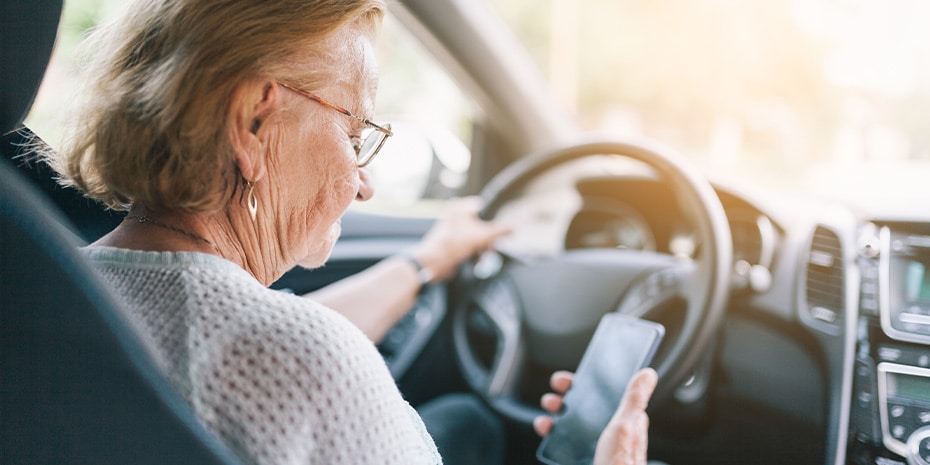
[{"x1": 124, "y1": 215, "x2": 219, "y2": 253}]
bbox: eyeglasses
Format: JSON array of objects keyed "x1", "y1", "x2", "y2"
[{"x1": 278, "y1": 82, "x2": 392, "y2": 167}]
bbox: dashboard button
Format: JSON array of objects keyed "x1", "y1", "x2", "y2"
[
  {"x1": 879, "y1": 347, "x2": 904, "y2": 363},
  {"x1": 919, "y1": 411, "x2": 930, "y2": 425},
  {"x1": 858, "y1": 391, "x2": 872, "y2": 407},
  {"x1": 893, "y1": 405, "x2": 907, "y2": 418},
  {"x1": 893, "y1": 423, "x2": 907, "y2": 439}
]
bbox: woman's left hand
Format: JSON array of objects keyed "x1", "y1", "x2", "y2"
[{"x1": 411, "y1": 196, "x2": 511, "y2": 282}]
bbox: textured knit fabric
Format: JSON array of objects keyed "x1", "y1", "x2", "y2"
[{"x1": 83, "y1": 246, "x2": 441, "y2": 465}]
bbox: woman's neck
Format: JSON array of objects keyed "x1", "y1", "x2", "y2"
[{"x1": 94, "y1": 207, "x2": 287, "y2": 286}]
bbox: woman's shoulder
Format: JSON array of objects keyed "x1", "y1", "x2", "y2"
[
  {"x1": 82, "y1": 246, "x2": 438, "y2": 464},
  {"x1": 205, "y1": 279, "x2": 371, "y2": 360},
  {"x1": 83, "y1": 245, "x2": 373, "y2": 369}
]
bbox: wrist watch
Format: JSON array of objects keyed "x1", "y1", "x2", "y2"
[{"x1": 399, "y1": 253, "x2": 434, "y2": 286}]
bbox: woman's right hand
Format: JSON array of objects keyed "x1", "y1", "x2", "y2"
[
  {"x1": 411, "y1": 196, "x2": 511, "y2": 282},
  {"x1": 533, "y1": 368, "x2": 658, "y2": 465}
]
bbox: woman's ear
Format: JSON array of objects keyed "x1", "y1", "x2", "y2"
[{"x1": 229, "y1": 79, "x2": 278, "y2": 182}]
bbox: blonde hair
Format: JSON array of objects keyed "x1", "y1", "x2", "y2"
[{"x1": 51, "y1": 0, "x2": 385, "y2": 212}]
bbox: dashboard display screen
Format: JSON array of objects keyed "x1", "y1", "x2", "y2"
[
  {"x1": 905, "y1": 261, "x2": 930, "y2": 302},
  {"x1": 895, "y1": 373, "x2": 930, "y2": 403}
]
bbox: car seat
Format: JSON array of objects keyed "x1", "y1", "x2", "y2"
[{"x1": 0, "y1": 1, "x2": 243, "y2": 463}]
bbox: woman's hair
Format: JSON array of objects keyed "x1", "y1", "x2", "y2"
[{"x1": 50, "y1": 0, "x2": 385, "y2": 212}]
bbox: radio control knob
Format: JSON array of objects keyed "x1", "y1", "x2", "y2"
[{"x1": 907, "y1": 426, "x2": 930, "y2": 465}]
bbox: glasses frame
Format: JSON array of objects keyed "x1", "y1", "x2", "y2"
[{"x1": 278, "y1": 82, "x2": 393, "y2": 167}]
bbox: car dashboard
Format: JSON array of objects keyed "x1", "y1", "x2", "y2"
[
  {"x1": 485, "y1": 154, "x2": 930, "y2": 465},
  {"x1": 849, "y1": 221, "x2": 930, "y2": 465}
]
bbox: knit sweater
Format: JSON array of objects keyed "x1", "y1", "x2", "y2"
[{"x1": 83, "y1": 246, "x2": 441, "y2": 465}]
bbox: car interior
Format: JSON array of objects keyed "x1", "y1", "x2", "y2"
[{"x1": 4, "y1": 1, "x2": 930, "y2": 465}]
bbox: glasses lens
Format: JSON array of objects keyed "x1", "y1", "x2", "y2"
[{"x1": 357, "y1": 124, "x2": 391, "y2": 167}]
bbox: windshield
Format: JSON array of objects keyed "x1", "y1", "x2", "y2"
[
  {"x1": 489, "y1": 0, "x2": 930, "y2": 206},
  {"x1": 25, "y1": 0, "x2": 930, "y2": 211}
]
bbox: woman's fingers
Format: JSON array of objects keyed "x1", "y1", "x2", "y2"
[
  {"x1": 540, "y1": 392, "x2": 563, "y2": 413},
  {"x1": 611, "y1": 368, "x2": 657, "y2": 422},
  {"x1": 413, "y1": 196, "x2": 511, "y2": 281},
  {"x1": 593, "y1": 368, "x2": 658, "y2": 465},
  {"x1": 533, "y1": 415, "x2": 553, "y2": 437},
  {"x1": 549, "y1": 370, "x2": 573, "y2": 393},
  {"x1": 534, "y1": 370, "x2": 575, "y2": 437}
]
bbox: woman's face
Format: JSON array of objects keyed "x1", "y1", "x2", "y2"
[{"x1": 267, "y1": 26, "x2": 377, "y2": 269}]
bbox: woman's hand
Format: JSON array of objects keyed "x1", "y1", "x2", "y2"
[
  {"x1": 532, "y1": 370, "x2": 573, "y2": 436},
  {"x1": 412, "y1": 196, "x2": 511, "y2": 282},
  {"x1": 533, "y1": 368, "x2": 658, "y2": 465}
]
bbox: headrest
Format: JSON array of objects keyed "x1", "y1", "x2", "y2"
[{"x1": 0, "y1": 0, "x2": 64, "y2": 133}]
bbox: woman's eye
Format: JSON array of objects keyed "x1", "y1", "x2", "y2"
[{"x1": 350, "y1": 136, "x2": 363, "y2": 154}]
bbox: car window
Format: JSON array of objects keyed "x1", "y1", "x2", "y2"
[
  {"x1": 488, "y1": 0, "x2": 930, "y2": 203},
  {"x1": 25, "y1": 0, "x2": 123, "y2": 146},
  {"x1": 25, "y1": 2, "x2": 477, "y2": 217},
  {"x1": 357, "y1": 14, "x2": 477, "y2": 216}
]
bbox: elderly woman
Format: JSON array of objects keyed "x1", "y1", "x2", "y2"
[{"x1": 47, "y1": 0, "x2": 657, "y2": 464}]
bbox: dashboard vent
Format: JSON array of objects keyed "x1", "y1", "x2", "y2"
[{"x1": 805, "y1": 226, "x2": 845, "y2": 328}]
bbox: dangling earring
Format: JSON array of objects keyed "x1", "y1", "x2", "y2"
[{"x1": 246, "y1": 181, "x2": 258, "y2": 221}]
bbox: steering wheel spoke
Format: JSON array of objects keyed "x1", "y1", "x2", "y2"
[
  {"x1": 475, "y1": 279, "x2": 524, "y2": 396},
  {"x1": 616, "y1": 261, "x2": 696, "y2": 319},
  {"x1": 453, "y1": 276, "x2": 528, "y2": 397}
]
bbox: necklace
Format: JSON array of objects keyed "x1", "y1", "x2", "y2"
[{"x1": 124, "y1": 215, "x2": 220, "y2": 254}]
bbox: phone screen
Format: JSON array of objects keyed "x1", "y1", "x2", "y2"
[{"x1": 536, "y1": 313, "x2": 664, "y2": 465}]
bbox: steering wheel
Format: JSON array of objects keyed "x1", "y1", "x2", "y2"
[{"x1": 452, "y1": 139, "x2": 732, "y2": 425}]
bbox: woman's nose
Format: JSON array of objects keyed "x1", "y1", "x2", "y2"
[{"x1": 356, "y1": 167, "x2": 374, "y2": 201}]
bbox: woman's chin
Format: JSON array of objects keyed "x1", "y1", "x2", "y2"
[
  {"x1": 296, "y1": 223, "x2": 340, "y2": 269},
  {"x1": 296, "y1": 248, "x2": 332, "y2": 269},
  {"x1": 296, "y1": 257, "x2": 327, "y2": 270},
  {"x1": 296, "y1": 240, "x2": 336, "y2": 269}
]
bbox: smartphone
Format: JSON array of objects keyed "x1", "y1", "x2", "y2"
[{"x1": 536, "y1": 313, "x2": 664, "y2": 465}]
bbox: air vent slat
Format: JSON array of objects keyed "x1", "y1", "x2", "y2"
[{"x1": 806, "y1": 226, "x2": 845, "y2": 329}]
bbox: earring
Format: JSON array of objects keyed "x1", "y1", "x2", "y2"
[{"x1": 246, "y1": 181, "x2": 258, "y2": 221}]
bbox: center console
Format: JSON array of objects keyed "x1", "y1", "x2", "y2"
[{"x1": 849, "y1": 224, "x2": 930, "y2": 465}]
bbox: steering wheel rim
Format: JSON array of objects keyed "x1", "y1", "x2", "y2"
[{"x1": 453, "y1": 138, "x2": 732, "y2": 425}]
